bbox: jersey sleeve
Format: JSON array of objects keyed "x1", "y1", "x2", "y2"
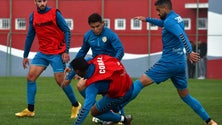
[
  {"x1": 109, "y1": 32, "x2": 124, "y2": 60},
  {"x1": 56, "y1": 10, "x2": 71, "y2": 53},
  {"x1": 23, "y1": 13, "x2": 35, "y2": 58},
  {"x1": 146, "y1": 17, "x2": 164, "y2": 27},
  {"x1": 164, "y1": 19, "x2": 192, "y2": 54},
  {"x1": 75, "y1": 33, "x2": 91, "y2": 58},
  {"x1": 74, "y1": 84, "x2": 98, "y2": 125}
]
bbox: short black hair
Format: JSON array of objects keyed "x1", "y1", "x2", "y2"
[
  {"x1": 88, "y1": 13, "x2": 102, "y2": 24},
  {"x1": 155, "y1": 0, "x2": 172, "y2": 10},
  {"x1": 70, "y1": 57, "x2": 89, "y2": 71}
]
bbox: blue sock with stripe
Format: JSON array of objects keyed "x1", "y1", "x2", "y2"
[
  {"x1": 96, "y1": 111, "x2": 121, "y2": 123},
  {"x1": 181, "y1": 94, "x2": 210, "y2": 121},
  {"x1": 63, "y1": 84, "x2": 78, "y2": 106}
]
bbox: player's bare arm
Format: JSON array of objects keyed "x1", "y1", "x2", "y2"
[{"x1": 77, "y1": 78, "x2": 87, "y2": 91}]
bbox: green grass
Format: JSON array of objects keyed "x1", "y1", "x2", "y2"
[{"x1": 0, "y1": 77, "x2": 221, "y2": 125}]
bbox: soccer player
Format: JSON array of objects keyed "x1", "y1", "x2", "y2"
[
  {"x1": 133, "y1": 0, "x2": 218, "y2": 125},
  {"x1": 62, "y1": 13, "x2": 125, "y2": 123},
  {"x1": 70, "y1": 55, "x2": 133, "y2": 125},
  {"x1": 15, "y1": 0, "x2": 81, "y2": 119},
  {"x1": 62, "y1": 13, "x2": 124, "y2": 86}
]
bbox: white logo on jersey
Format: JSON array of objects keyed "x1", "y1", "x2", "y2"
[
  {"x1": 175, "y1": 16, "x2": 183, "y2": 23},
  {"x1": 97, "y1": 57, "x2": 105, "y2": 74},
  {"x1": 102, "y1": 36, "x2": 107, "y2": 43}
]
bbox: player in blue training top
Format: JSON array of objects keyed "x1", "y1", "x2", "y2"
[
  {"x1": 133, "y1": 0, "x2": 217, "y2": 125},
  {"x1": 62, "y1": 13, "x2": 124, "y2": 87},
  {"x1": 15, "y1": 0, "x2": 81, "y2": 119},
  {"x1": 62, "y1": 13, "x2": 125, "y2": 123},
  {"x1": 75, "y1": 13, "x2": 124, "y2": 60}
]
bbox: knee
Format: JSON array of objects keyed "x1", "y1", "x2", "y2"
[
  {"x1": 61, "y1": 79, "x2": 71, "y2": 88},
  {"x1": 76, "y1": 78, "x2": 87, "y2": 91},
  {"x1": 177, "y1": 89, "x2": 189, "y2": 98},
  {"x1": 56, "y1": 78, "x2": 64, "y2": 86},
  {"x1": 27, "y1": 74, "x2": 36, "y2": 82},
  {"x1": 90, "y1": 105, "x2": 100, "y2": 116}
]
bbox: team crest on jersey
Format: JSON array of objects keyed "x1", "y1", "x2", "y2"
[{"x1": 102, "y1": 36, "x2": 107, "y2": 43}]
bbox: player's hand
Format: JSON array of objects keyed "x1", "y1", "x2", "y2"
[
  {"x1": 62, "y1": 52, "x2": 70, "y2": 63},
  {"x1": 60, "y1": 67, "x2": 72, "y2": 88},
  {"x1": 23, "y1": 58, "x2": 29, "y2": 69},
  {"x1": 77, "y1": 78, "x2": 87, "y2": 91},
  {"x1": 74, "y1": 74, "x2": 81, "y2": 80},
  {"x1": 64, "y1": 67, "x2": 71, "y2": 74},
  {"x1": 188, "y1": 51, "x2": 200, "y2": 63},
  {"x1": 134, "y1": 16, "x2": 146, "y2": 22}
]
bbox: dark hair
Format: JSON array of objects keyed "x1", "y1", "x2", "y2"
[
  {"x1": 88, "y1": 13, "x2": 102, "y2": 24},
  {"x1": 70, "y1": 57, "x2": 89, "y2": 71},
  {"x1": 155, "y1": 0, "x2": 172, "y2": 10}
]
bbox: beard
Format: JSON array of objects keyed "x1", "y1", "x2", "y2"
[
  {"x1": 159, "y1": 13, "x2": 167, "y2": 20},
  {"x1": 37, "y1": 5, "x2": 46, "y2": 11}
]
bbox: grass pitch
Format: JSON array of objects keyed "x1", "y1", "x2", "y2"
[{"x1": 0, "y1": 77, "x2": 221, "y2": 125}]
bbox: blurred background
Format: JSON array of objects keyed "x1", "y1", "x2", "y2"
[{"x1": 0, "y1": 0, "x2": 221, "y2": 79}]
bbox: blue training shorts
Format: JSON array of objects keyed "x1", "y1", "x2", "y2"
[
  {"x1": 145, "y1": 60, "x2": 188, "y2": 89},
  {"x1": 31, "y1": 52, "x2": 66, "y2": 73}
]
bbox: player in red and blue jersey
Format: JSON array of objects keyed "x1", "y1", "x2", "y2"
[
  {"x1": 70, "y1": 55, "x2": 133, "y2": 125},
  {"x1": 15, "y1": 0, "x2": 81, "y2": 119},
  {"x1": 133, "y1": 0, "x2": 217, "y2": 125}
]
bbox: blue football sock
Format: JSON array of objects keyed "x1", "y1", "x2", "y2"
[
  {"x1": 96, "y1": 111, "x2": 121, "y2": 123},
  {"x1": 115, "y1": 80, "x2": 144, "y2": 109},
  {"x1": 131, "y1": 80, "x2": 144, "y2": 100},
  {"x1": 79, "y1": 89, "x2": 86, "y2": 98},
  {"x1": 27, "y1": 81, "x2": 37, "y2": 105},
  {"x1": 181, "y1": 94, "x2": 210, "y2": 121},
  {"x1": 63, "y1": 84, "x2": 78, "y2": 105},
  {"x1": 120, "y1": 108, "x2": 125, "y2": 115}
]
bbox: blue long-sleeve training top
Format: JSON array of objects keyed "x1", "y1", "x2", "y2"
[
  {"x1": 75, "y1": 27, "x2": 124, "y2": 60},
  {"x1": 146, "y1": 10, "x2": 192, "y2": 63}
]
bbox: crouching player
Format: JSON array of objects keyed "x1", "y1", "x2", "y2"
[{"x1": 69, "y1": 54, "x2": 138, "y2": 125}]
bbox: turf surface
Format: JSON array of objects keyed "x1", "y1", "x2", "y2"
[{"x1": 0, "y1": 77, "x2": 221, "y2": 125}]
